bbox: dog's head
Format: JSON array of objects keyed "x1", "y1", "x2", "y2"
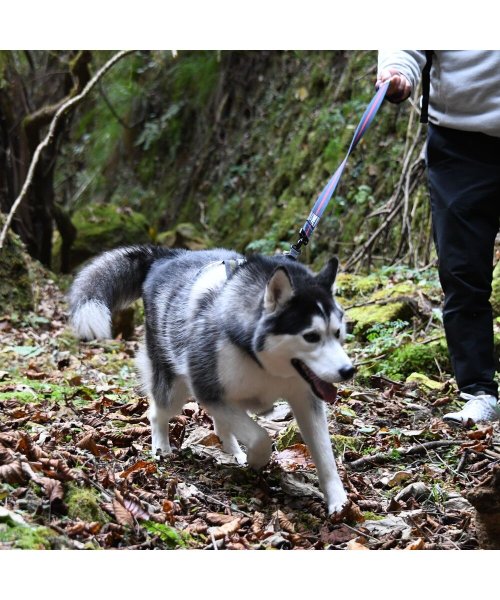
[{"x1": 253, "y1": 257, "x2": 355, "y2": 403}]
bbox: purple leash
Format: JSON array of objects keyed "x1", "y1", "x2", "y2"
[{"x1": 287, "y1": 80, "x2": 390, "y2": 259}]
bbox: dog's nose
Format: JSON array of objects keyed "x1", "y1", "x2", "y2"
[{"x1": 339, "y1": 365, "x2": 356, "y2": 381}]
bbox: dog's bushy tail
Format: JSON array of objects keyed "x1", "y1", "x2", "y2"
[{"x1": 69, "y1": 245, "x2": 177, "y2": 340}]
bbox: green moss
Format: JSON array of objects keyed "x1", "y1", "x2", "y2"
[
  {"x1": 362, "y1": 511, "x2": 385, "y2": 521},
  {"x1": 371, "y1": 282, "x2": 415, "y2": 301},
  {"x1": 157, "y1": 222, "x2": 210, "y2": 250},
  {"x1": 0, "y1": 216, "x2": 34, "y2": 313},
  {"x1": 347, "y1": 301, "x2": 414, "y2": 339},
  {"x1": 66, "y1": 484, "x2": 110, "y2": 523},
  {"x1": 335, "y1": 273, "x2": 387, "y2": 300},
  {"x1": 0, "y1": 377, "x2": 93, "y2": 406},
  {"x1": 0, "y1": 519, "x2": 59, "y2": 549},
  {"x1": 379, "y1": 341, "x2": 451, "y2": 381},
  {"x1": 57, "y1": 204, "x2": 151, "y2": 271}
]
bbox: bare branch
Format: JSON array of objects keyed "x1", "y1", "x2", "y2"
[{"x1": 0, "y1": 50, "x2": 135, "y2": 251}]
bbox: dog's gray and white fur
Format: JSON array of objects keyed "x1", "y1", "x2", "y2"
[{"x1": 69, "y1": 245, "x2": 355, "y2": 516}]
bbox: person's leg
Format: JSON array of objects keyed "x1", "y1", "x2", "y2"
[{"x1": 426, "y1": 124, "x2": 500, "y2": 418}]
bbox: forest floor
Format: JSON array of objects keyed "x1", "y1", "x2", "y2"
[{"x1": 1, "y1": 274, "x2": 499, "y2": 550}]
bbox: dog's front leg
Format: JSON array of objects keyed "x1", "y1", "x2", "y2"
[
  {"x1": 209, "y1": 404, "x2": 272, "y2": 469},
  {"x1": 288, "y1": 395, "x2": 348, "y2": 517}
]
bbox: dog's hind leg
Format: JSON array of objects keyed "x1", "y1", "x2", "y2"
[
  {"x1": 148, "y1": 379, "x2": 188, "y2": 456},
  {"x1": 287, "y1": 395, "x2": 348, "y2": 517},
  {"x1": 137, "y1": 345, "x2": 188, "y2": 456},
  {"x1": 207, "y1": 404, "x2": 272, "y2": 469}
]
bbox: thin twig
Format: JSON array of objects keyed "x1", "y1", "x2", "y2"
[
  {"x1": 0, "y1": 50, "x2": 135, "y2": 250},
  {"x1": 348, "y1": 439, "x2": 467, "y2": 471}
]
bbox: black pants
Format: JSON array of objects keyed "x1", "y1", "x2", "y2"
[{"x1": 427, "y1": 124, "x2": 500, "y2": 398}]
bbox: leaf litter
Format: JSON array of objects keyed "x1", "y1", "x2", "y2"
[{"x1": 1, "y1": 275, "x2": 498, "y2": 549}]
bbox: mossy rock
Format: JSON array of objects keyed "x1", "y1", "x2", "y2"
[
  {"x1": 378, "y1": 340, "x2": 451, "y2": 381},
  {"x1": 347, "y1": 301, "x2": 414, "y2": 340},
  {"x1": 157, "y1": 222, "x2": 210, "y2": 250},
  {"x1": 371, "y1": 282, "x2": 416, "y2": 301},
  {"x1": 0, "y1": 216, "x2": 34, "y2": 314},
  {"x1": 65, "y1": 204, "x2": 151, "y2": 270},
  {"x1": 491, "y1": 262, "x2": 500, "y2": 318},
  {"x1": 335, "y1": 272, "x2": 388, "y2": 300}
]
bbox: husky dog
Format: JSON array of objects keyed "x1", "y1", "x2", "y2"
[{"x1": 69, "y1": 246, "x2": 355, "y2": 516}]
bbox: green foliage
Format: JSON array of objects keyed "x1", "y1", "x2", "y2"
[
  {"x1": 365, "y1": 320, "x2": 412, "y2": 355},
  {"x1": 135, "y1": 102, "x2": 183, "y2": 152},
  {"x1": 348, "y1": 301, "x2": 413, "y2": 339},
  {"x1": 378, "y1": 340, "x2": 451, "y2": 381},
  {"x1": 142, "y1": 521, "x2": 189, "y2": 549},
  {"x1": 47, "y1": 50, "x2": 428, "y2": 266}
]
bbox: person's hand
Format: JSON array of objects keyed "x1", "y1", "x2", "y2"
[{"x1": 376, "y1": 68, "x2": 411, "y2": 103}]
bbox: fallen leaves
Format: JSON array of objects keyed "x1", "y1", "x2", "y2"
[{"x1": 0, "y1": 276, "x2": 495, "y2": 550}]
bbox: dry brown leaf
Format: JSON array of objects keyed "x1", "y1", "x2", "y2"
[
  {"x1": 184, "y1": 518, "x2": 208, "y2": 535},
  {"x1": 0, "y1": 432, "x2": 19, "y2": 447},
  {"x1": 273, "y1": 444, "x2": 315, "y2": 471},
  {"x1": 319, "y1": 524, "x2": 356, "y2": 545},
  {"x1": 344, "y1": 502, "x2": 365, "y2": 523},
  {"x1": 112, "y1": 498, "x2": 135, "y2": 527},
  {"x1": 206, "y1": 512, "x2": 237, "y2": 526},
  {"x1": 405, "y1": 538, "x2": 425, "y2": 550},
  {"x1": 466, "y1": 425, "x2": 493, "y2": 440},
  {"x1": 226, "y1": 542, "x2": 247, "y2": 550},
  {"x1": 208, "y1": 517, "x2": 243, "y2": 540},
  {"x1": 346, "y1": 539, "x2": 370, "y2": 550},
  {"x1": 115, "y1": 490, "x2": 150, "y2": 522},
  {"x1": 33, "y1": 476, "x2": 64, "y2": 503},
  {"x1": 38, "y1": 457, "x2": 74, "y2": 481},
  {"x1": 0, "y1": 459, "x2": 29, "y2": 484},
  {"x1": 119, "y1": 459, "x2": 157, "y2": 479},
  {"x1": 162, "y1": 499, "x2": 175, "y2": 515},
  {"x1": 76, "y1": 432, "x2": 102, "y2": 456},
  {"x1": 251, "y1": 511, "x2": 266, "y2": 537},
  {"x1": 276, "y1": 510, "x2": 296, "y2": 534}
]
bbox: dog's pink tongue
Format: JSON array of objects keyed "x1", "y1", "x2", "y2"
[{"x1": 315, "y1": 379, "x2": 338, "y2": 405}]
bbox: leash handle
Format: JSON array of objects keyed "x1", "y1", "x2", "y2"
[{"x1": 288, "y1": 80, "x2": 390, "y2": 259}]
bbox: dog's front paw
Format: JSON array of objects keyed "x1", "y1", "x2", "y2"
[
  {"x1": 151, "y1": 435, "x2": 172, "y2": 459},
  {"x1": 328, "y1": 499, "x2": 351, "y2": 523},
  {"x1": 246, "y1": 437, "x2": 272, "y2": 469},
  {"x1": 327, "y1": 490, "x2": 350, "y2": 522},
  {"x1": 234, "y1": 451, "x2": 248, "y2": 465}
]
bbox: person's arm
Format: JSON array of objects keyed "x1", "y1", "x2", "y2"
[{"x1": 377, "y1": 50, "x2": 427, "y2": 103}]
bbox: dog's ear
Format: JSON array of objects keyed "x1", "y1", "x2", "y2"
[
  {"x1": 264, "y1": 267, "x2": 294, "y2": 313},
  {"x1": 316, "y1": 257, "x2": 339, "y2": 291}
]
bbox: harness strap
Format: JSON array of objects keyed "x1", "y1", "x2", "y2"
[{"x1": 288, "y1": 80, "x2": 390, "y2": 259}]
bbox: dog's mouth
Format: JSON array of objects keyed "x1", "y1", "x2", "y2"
[{"x1": 291, "y1": 359, "x2": 338, "y2": 404}]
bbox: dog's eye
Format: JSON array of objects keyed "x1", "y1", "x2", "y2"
[
  {"x1": 303, "y1": 332, "x2": 321, "y2": 343},
  {"x1": 335, "y1": 329, "x2": 341, "y2": 339}
]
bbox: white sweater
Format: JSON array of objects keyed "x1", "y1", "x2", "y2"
[{"x1": 378, "y1": 50, "x2": 500, "y2": 138}]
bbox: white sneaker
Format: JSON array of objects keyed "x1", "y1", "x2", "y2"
[{"x1": 443, "y1": 392, "x2": 500, "y2": 426}]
